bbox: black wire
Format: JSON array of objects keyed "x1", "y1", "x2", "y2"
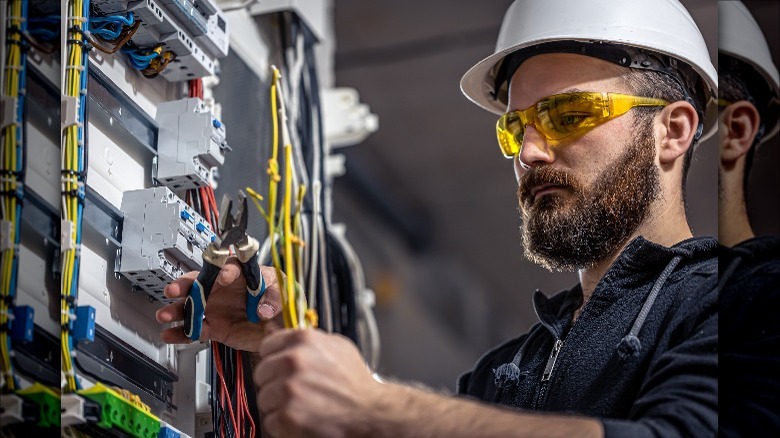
[
  {"x1": 191, "y1": 189, "x2": 202, "y2": 216},
  {"x1": 210, "y1": 342, "x2": 218, "y2": 438},
  {"x1": 242, "y1": 350, "x2": 261, "y2": 438}
]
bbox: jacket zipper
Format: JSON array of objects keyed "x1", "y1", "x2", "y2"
[
  {"x1": 533, "y1": 338, "x2": 562, "y2": 410},
  {"x1": 541, "y1": 339, "x2": 563, "y2": 382}
]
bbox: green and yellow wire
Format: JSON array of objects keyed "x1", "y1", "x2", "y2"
[
  {"x1": 1, "y1": 0, "x2": 25, "y2": 392},
  {"x1": 246, "y1": 65, "x2": 315, "y2": 330},
  {"x1": 61, "y1": 0, "x2": 87, "y2": 393}
]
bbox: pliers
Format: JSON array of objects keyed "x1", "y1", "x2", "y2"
[{"x1": 183, "y1": 190, "x2": 266, "y2": 341}]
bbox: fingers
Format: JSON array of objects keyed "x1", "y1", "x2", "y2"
[
  {"x1": 256, "y1": 369, "x2": 293, "y2": 412},
  {"x1": 216, "y1": 259, "x2": 242, "y2": 287},
  {"x1": 253, "y1": 347, "x2": 297, "y2": 388},
  {"x1": 155, "y1": 300, "x2": 184, "y2": 323},
  {"x1": 160, "y1": 326, "x2": 192, "y2": 344},
  {"x1": 163, "y1": 270, "x2": 198, "y2": 299},
  {"x1": 160, "y1": 319, "x2": 213, "y2": 344},
  {"x1": 257, "y1": 266, "x2": 284, "y2": 321},
  {"x1": 259, "y1": 328, "x2": 319, "y2": 358}
]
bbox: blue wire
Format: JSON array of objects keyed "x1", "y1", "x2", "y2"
[
  {"x1": 123, "y1": 50, "x2": 158, "y2": 69},
  {"x1": 27, "y1": 28, "x2": 58, "y2": 40},
  {"x1": 90, "y1": 11, "x2": 133, "y2": 26},
  {"x1": 127, "y1": 50, "x2": 160, "y2": 62},
  {"x1": 90, "y1": 25, "x2": 123, "y2": 40}
]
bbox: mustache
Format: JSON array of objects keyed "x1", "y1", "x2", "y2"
[{"x1": 518, "y1": 167, "x2": 581, "y2": 204}]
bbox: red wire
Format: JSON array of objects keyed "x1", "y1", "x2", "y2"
[
  {"x1": 236, "y1": 350, "x2": 243, "y2": 437},
  {"x1": 212, "y1": 341, "x2": 238, "y2": 436},
  {"x1": 208, "y1": 187, "x2": 219, "y2": 226},
  {"x1": 200, "y1": 187, "x2": 212, "y2": 230},
  {"x1": 237, "y1": 350, "x2": 255, "y2": 437}
]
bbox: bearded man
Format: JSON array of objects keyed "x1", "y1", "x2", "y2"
[{"x1": 158, "y1": 1, "x2": 718, "y2": 436}]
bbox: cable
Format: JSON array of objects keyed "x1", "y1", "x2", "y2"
[
  {"x1": 0, "y1": 0, "x2": 27, "y2": 393},
  {"x1": 87, "y1": 11, "x2": 137, "y2": 54},
  {"x1": 61, "y1": 0, "x2": 89, "y2": 394}
]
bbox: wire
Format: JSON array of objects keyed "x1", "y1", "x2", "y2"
[
  {"x1": 88, "y1": 20, "x2": 138, "y2": 54},
  {"x1": 247, "y1": 65, "x2": 317, "y2": 330},
  {"x1": 61, "y1": 0, "x2": 89, "y2": 393},
  {"x1": 0, "y1": 0, "x2": 27, "y2": 393}
]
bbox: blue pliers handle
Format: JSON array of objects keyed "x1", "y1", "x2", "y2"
[
  {"x1": 183, "y1": 259, "x2": 222, "y2": 341},
  {"x1": 243, "y1": 251, "x2": 266, "y2": 323}
]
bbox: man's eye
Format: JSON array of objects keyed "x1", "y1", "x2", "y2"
[{"x1": 558, "y1": 113, "x2": 589, "y2": 126}]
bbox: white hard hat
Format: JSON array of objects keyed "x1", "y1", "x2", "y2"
[
  {"x1": 719, "y1": 0, "x2": 780, "y2": 142},
  {"x1": 461, "y1": 0, "x2": 718, "y2": 142}
]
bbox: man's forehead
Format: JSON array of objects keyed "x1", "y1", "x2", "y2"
[{"x1": 508, "y1": 53, "x2": 629, "y2": 108}]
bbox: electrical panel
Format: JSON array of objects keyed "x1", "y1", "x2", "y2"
[{"x1": 0, "y1": 0, "x2": 378, "y2": 436}]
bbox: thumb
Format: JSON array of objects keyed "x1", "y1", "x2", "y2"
[{"x1": 256, "y1": 266, "x2": 284, "y2": 321}]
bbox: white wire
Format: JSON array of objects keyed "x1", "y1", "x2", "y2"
[
  {"x1": 318, "y1": 214, "x2": 332, "y2": 332},
  {"x1": 330, "y1": 228, "x2": 381, "y2": 370}
]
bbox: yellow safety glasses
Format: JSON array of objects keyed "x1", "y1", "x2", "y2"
[{"x1": 496, "y1": 92, "x2": 669, "y2": 159}]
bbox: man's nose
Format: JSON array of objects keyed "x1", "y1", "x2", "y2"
[{"x1": 517, "y1": 124, "x2": 556, "y2": 171}]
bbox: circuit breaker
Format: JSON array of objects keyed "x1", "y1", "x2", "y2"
[
  {"x1": 119, "y1": 187, "x2": 215, "y2": 301},
  {"x1": 155, "y1": 97, "x2": 228, "y2": 190}
]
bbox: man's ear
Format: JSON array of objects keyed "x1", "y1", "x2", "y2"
[
  {"x1": 655, "y1": 101, "x2": 699, "y2": 165},
  {"x1": 720, "y1": 101, "x2": 761, "y2": 164}
]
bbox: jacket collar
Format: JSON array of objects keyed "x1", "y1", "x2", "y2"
[{"x1": 533, "y1": 235, "x2": 717, "y2": 338}]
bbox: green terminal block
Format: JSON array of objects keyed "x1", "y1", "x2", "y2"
[
  {"x1": 78, "y1": 383, "x2": 161, "y2": 438},
  {"x1": 17, "y1": 383, "x2": 60, "y2": 428}
]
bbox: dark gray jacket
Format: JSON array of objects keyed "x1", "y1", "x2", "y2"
[
  {"x1": 457, "y1": 236, "x2": 718, "y2": 438},
  {"x1": 720, "y1": 236, "x2": 780, "y2": 437}
]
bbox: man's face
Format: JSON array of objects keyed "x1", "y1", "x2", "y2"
[{"x1": 508, "y1": 54, "x2": 661, "y2": 271}]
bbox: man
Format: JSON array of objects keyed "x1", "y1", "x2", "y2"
[
  {"x1": 157, "y1": 0, "x2": 718, "y2": 436},
  {"x1": 717, "y1": 1, "x2": 780, "y2": 435}
]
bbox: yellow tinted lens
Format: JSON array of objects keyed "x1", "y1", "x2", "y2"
[
  {"x1": 496, "y1": 112, "x2": 523, "y2": 158},
  {"x1": 538, "y1": 93, "x2": 607, "y2": 139},
  {"x1": 496, "y1": 92, "x2": 668, "y2": 158}
]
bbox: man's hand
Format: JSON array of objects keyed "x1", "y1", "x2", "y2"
[
  {"x1": 155, "y1": 261, "x2": 284, "y2": 352},
  {"x1": 254, "y1": 329, "x2": 383, "y2": 437}
]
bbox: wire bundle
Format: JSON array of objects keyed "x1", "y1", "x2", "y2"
[
  {"x1": 211, "y1": 343, "x2": 256, "y2": 438},
  {"x1": 61, "y1": 0, "x2": 90, "y2": 393},
  {"x1": 86, "y1": 11, "x2": 139, "y2": 55},
  {"x1": 246, "y1": 65, "x2": 316, "y2": 331},
  {"x1": 0, "y1": 0, "x2": 27, "y2": 393},
  {"x1": 25, "y1": 14, "x2": 60, "y2": 54},
  {"x1": 270, "y1": 12, "x2": 380, "y2": 366},
  {"x1": 122, "y1": 45, "x2": 175, "y2": 78}
]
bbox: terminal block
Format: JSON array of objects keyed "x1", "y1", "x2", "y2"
[
  {"x1": 78, "y1": 383, "x2": 161, "y2": 438},
  {"x1": 154, "y1": 97, "x2": 228, "y2": 190},
  {"x1": 118, "y1": 187, "x2": 215, "y2": 301},
  {"x1": 91, "y1": 0, "x2": 219, "y2": 81},
  {"x1": 17, "y1": 383, "x2": 61, "y2": 428}
]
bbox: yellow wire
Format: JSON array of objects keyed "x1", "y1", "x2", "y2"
[
  {"x1": 245, "y1": 66, "x2": 319, "y2": 329},
  {"x1": 0, "y1": 0, "x2": 23, "y2": 392},
  {"x1": 282, "y1": 145, "x2": 298, "y2": 328},
  {"x1": 61, "y1": 0, "x2": 85, "y2": 393}
]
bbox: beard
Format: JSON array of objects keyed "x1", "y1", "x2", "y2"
[{"x1": 518, "y1": 125, "x2": 660, "y2": 272}]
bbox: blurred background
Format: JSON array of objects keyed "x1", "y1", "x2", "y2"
[
  {"x1": 741, "y1": 0, "x2": 780, "y2": 237},
  {"x1": 328, "y1": 0, "x2": 777, "y2": 391}
]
